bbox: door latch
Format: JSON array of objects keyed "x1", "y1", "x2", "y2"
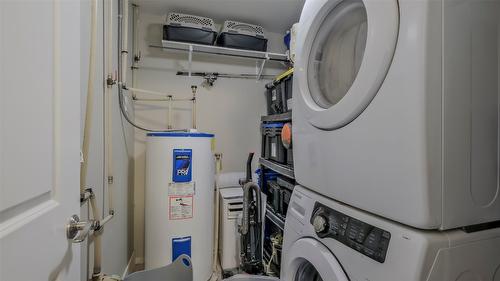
[{"x1": 66, "y1": 215, "x2": 99, "y2": 243}]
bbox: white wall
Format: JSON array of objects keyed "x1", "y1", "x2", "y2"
[
  {"x1": 132, "y1": 11, "x2": 290, "y2": 264},
  {"x1": 80, "y1": 0, "x2": 135, "y2": 280}
]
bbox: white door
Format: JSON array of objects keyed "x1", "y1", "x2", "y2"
[
  {"x1": 0, "y1": 1, "x2": 81, "y2": 281},
  {"x1": 295, "y1": 0, "x2": 398, "y2": 129}
]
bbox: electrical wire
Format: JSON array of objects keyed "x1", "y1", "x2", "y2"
[{"x1": 265, "y1": 234, "x2": 283, "y2": 276}]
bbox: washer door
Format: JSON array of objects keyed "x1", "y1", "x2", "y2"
[
  {"x1": 295, "y1": 0, "x2": 399, "y2": 130},
  {"x1": 282, "y1": 238, "x2": 348, "y2": 281}
]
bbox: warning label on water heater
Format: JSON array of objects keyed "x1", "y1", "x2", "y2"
[{"x1": 169, "y1": 196, "x2": 193, "y2": 220}]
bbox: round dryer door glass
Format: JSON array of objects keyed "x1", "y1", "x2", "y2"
[
  {"x1": 295, "y1": 260, "x2": 324, "y2": 281},
  {"x1": 307, "y1": 0, "x2": 368, "y2": 109}
]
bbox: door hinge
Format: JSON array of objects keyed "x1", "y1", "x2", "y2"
[{"x1": 106, "y1": 74, "x2": 117, "y2": 87}]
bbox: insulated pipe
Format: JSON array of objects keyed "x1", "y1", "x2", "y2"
[
  {"x1": 126, "y1": 86, "x2": 176, "y2": 98},
  {"x1": 100, "y1": 214, "x2": 114, "y2": 227},
  {"x1": 80, "y1": 1, "x2": 104, "y2": 277},
  {"x1": 81, "y1": 0, "x2": 98, "y2": 193},
  {"x1": 127, "y1": 87, "x2": 193, "y2": 101},
  {"x1": 89, "y1": 191, "x2": 103, "y2": 280},
  {"x1": 133, "y1": 97, "x2": 193, "y2": 102},
  {"x1": 92, "y1": 235, "x2": 102, "y2": 280}
]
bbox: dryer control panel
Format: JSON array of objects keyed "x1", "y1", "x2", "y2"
[{"x1": 311, "y1": 202, "x2": 391, "y2": 263}]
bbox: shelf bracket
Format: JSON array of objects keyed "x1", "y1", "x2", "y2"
[
  {"x1": 256, "y1": 54, "x2": 269, "y2": 80},
  {"x1": 188, "y1": 45, "x2": 193, "y2": 77}
]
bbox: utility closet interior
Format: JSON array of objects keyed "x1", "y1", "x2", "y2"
[
  {"x1": 0, "y1": 0, "x2": 499, "y2": 281},
  {"x1": 79, "y1": 0, "x2": 303, "y2": 280}
]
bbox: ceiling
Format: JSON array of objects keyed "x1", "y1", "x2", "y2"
[{"x1": 132, "y1": 0, "x2": 305, "y2": 34}]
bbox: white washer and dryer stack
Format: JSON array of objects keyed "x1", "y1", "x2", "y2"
[{"x1": 285, "y1": 0, "x2": 500, "y2": 279}]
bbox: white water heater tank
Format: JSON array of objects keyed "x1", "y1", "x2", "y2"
[{"x1": 145, "y1": 132, "x2": 215, "y2": 281}]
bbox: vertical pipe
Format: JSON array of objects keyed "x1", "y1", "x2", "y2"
[
  {"x1": 106, "y1": 0, "x2": 114, "y2": 215},
  {"x1": 118, "y1": 0, "x2": 122, "y2": 85},
  {"x1": 121, "y1": 0, "x2": 129, "y2": 88},
  {"x1": 192, "y1": 93, "x2": 196, "y2": 130},
  {"x1": 90, "y1": 194, "x2": 103, "y2": 280},
  {"x1": 132, "y1": 4, "x2": 140, "y2": 67},
  {"x1": 168, "y1": 96, "x2": 173, "y2": 129},
  {"x1": 211, "y1": 154, "x2": 223, "y2": 280},
  {"x1": 188, "y1": 45, "x2": 193, "y2": 77},
  {"x1": 131, "y1": 4, "x2": 139, "y2": 100},
  {"x1": 81, "y1": 0, "x2": 98, "y2": 193}
]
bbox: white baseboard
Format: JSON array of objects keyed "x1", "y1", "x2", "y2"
[{"x1": 135, "y1": 256, "x2": 144, "y2": 266}]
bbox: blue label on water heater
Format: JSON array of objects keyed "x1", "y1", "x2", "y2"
[
  {"x1": 172, "y1": 149, "x2": 192, "y2": 182},
  {"x1": 172, "y1": 236, "x2": 191, "y2": 262}
]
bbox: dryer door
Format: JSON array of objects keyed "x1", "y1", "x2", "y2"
[
  {"x1": 295, "y1": 0, "x2": 398, "y2": 130},
  {"x1": 282, "y1": 238, "x2": 348, "y2": 281}
]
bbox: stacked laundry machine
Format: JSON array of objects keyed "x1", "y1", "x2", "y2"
[{"x1": 285, "y1": 0, "x2": 500, "y2": 279}]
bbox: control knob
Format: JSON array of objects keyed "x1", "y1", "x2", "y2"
[{"x1": 313, "y1": 214, "x2": 328, "y2": 234}]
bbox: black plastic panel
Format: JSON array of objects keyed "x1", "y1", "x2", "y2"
[
  {"x1": 163, "y1": 25, "x2": 217, "y2": 45},
  {"x1": 311, "y1": 202, "x2": 391, "y2": 263},
  {"x1": 216, "y1": 32, "x2": 268, "y2": 52}
]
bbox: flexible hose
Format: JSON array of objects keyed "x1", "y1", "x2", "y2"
[
  {"x1": 241, "y1": 182, "x2": 261, "y2": 235},
  {"x1": 265, "y1": 234, "x2": 282, "y2": 276}
]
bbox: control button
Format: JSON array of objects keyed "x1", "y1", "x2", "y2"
[
  {"x1": 379, "y1": 239, "x2": 389, "y2": 250},
  {"x1": 364, "y1": 229, "x2": 382, "y2": 250},
  {"x1": 356, "y1": 234, "x2": 365, "y2": 243},
  {"x1": 313, "y1": 215, "x2": 328, "y2": 234},
  {"x1": 363, "y1": 248, "x2": 375, "y2": 256},
  {"x1": 330, "y1": 217, "x2": 340, "y2": 231}
]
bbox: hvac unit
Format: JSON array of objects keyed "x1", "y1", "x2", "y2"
[{"x1": 219, "y1": 187, "x2": 244, "y2": 271}]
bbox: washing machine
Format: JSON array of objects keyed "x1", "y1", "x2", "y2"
[
  {"x1": 281, "y1": 185, "x2": 500, "y2": 281},
  {"x1": 293, "y1": 0, "x2": 500, "y2": 229}
]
